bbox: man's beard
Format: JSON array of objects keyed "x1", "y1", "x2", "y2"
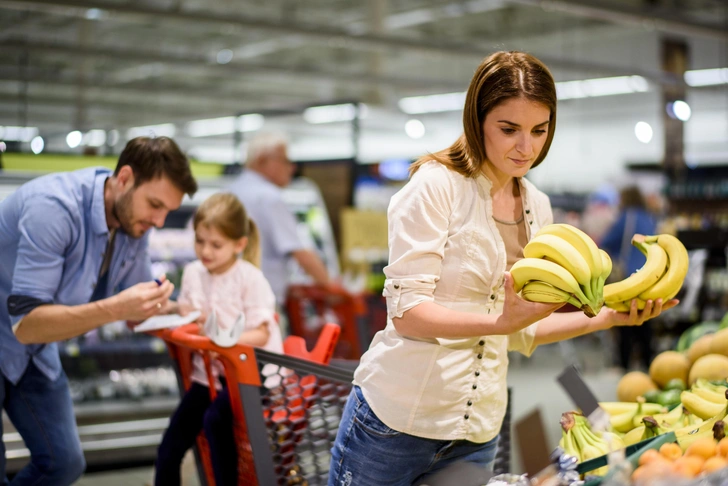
[{"x1": 112, "y1": 189, "x2": 139, "y2": 238}]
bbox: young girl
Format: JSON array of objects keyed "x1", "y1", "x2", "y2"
[
  {"x1": 155, "y1": 192, "x2": 282, "y2": 486},
  {"x1": 328, "y1": 51, "x2": 678, "y2": 485}
]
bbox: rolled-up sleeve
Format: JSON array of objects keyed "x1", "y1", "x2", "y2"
[
  {"x1": 9, "y1": 197, "x2": 75, "y2": 327},
  {"x1": 383, "y1": 166, "x2": 453, "y2": 319},
  {"x1": 507, "y1": 322, "x2": 539, "y2": 357}
]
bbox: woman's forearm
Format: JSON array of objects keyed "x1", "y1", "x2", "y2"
[
  {"x1": 392, "y1": 301, "x2": 506, "y2": 339},
  {"x1": 533, "y1": 309, "x2": 610, "y2": 346}
]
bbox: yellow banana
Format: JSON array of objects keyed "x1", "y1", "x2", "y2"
[
  {"x1": 692, "y1": 386, "x2": 728, "y2": 404},
  {"x1": 606, "y1": 298, "x2": 648, "y2": 313},
  {"x1": 535, "y1": 224, "x2": 603, "y2": 278},
  {"x1": 599, "y1": 401, "x2": 665, "y2": 416},
  {"x1": 594, "y1": 250, "x2": 612, "y2": 306},
  {"x1": 651, "y1": 404, "x2": 685, "y2": 427},
  {"x1": 675, "y1": 389, "x2": 728, "y2": 451},
  {"x1": 510, "y1": 258, "x2": 591, "y2": 307},
  {"x1": 521, "y1": 281, "x2": 584, "y2": 308},
  {"x1": 603, "y1": 235, "x2": 668, "y2": 303},
  {"x1": 639, "y1": 234, "x2": 689, "y2": 301},
  {"x1": 524, "y1": 234, "x2": 594, "y2": 296},
  {"x1": 681, "y1": 390, "x2": 725, "y2": 419},
  {"x1": 623, "y1": 425, "x2": 645, "y2": 446}
]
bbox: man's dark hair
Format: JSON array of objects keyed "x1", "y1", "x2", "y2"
[{"x1": 115, "y1": 136, "x2": 198, "y2": 196}]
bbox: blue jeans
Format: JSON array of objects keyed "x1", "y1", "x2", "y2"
[
  {"x1": 329, "y1": 386, "x2": 498, "y2": 486},
  {"x1": 1, "y1": 363, "x2": 86, "y2": 486},
  {"x1": 155, "y1": 383, "x2": 237, "y2": 486}
]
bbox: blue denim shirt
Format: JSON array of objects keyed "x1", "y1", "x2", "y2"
[{"x1": 0, "y1": 167, "x2": 153, "y2": 384}]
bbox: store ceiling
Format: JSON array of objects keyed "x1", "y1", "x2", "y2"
[{"x1": 0, "y1": 0, "x2": 726, "y2": 135}]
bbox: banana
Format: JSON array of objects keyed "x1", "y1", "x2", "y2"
[
  {"x1": 623, "y1": 425, "x2": 645, "y2": 446},
  {"x1": 523, "y1": 234, "x2": 595, "y2": 301},
  {"x1": 599, "y1": 401, "x2": 665, "y2": 416},
  {"x1": 610, "y1": 407, "x2": 640, "y2": 433},
  {"x1": 536, "y1": 224, "x2": 603, "y2": 278},
  {"x1": 510, "y1": 258, "x2": 591, "y2": 307},
  {"x1": 639, "y1": 234, "x2": 689, "y2": 301},
  {"x1": 521, "y1": 281, "x2": 584, "y2": 308},
  {"x1": 694, "y1": 379, "x2": 728, "y2": 393},
  {"x1": 692, "y1": 386, "x2": 728, "y2": 404},
  {"x1": 606, "y1": 298, "x2": 648, "y2": 313},
  {"x1": 681, "y1": 390, "x2": 725, "y2": 419},
  {"x1": 651, "y1": 404, "x2": 685, "y2": 427},
  {"x1": 603, "y1": 235, "x2": 668, "y2": 304},
  {"x1": 675, "y1": 389, "x2": 728, "y2": 451},
  {"x1": 596, "y1": 249, "x2": 612, "y2": 305}
]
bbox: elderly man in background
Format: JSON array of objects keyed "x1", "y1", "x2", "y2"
[{"x1": 229, "y1": 132, "x2": 333, "y2": 314}]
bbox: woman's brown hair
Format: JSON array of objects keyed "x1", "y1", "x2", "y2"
[
  {"x1": 193, "y1": 193, "x2": 260, "y2": 267},
  {"x1": 410, "y1": 51, "x2": 557, "y2": 177}
]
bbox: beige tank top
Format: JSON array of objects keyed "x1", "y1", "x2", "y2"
[{"x1": 493, "y1": 214, "x2": 529, "y2": 271}]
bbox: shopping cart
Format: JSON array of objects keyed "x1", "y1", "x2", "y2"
[
  {"x1": 152, "y1": 323, "x2": 512, "y2": 485},
  {"x1": 285, "y1": 284, "x2": 368, "y2": 360}
]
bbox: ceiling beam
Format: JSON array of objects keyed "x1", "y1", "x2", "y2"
[
  {"x1": 508, "y1": 0, "x2": 727, "y2": 41},
  {"x1": 0, "y1": 0, "x2": 703, "y2": 80}
]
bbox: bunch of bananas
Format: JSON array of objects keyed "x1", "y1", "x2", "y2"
[
  {"x1": 512, "y1": 224, "x2": 611, "y2": 317},
  {"x1": 604, "y1": 234, "x2": 689, "y2": 312},
  {"x1": 681, "y1": 379, "x2": 728, "y2": 420},
  {"x1": 675, "y1": 388, "x2": 728, "y2": 451},
  {"x1": 559, "y1": 412, "x2": 624, "y2": 476}
]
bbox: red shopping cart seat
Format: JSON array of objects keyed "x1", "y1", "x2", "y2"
[{"x1": 283, "y1": 322, "x2": 340, "y2": 365}]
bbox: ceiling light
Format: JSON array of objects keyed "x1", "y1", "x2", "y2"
[
  {"x1": 303, "y1": 103, "x2": 366, "y2": 124},
  {"x1": 557, "y1": 76, "x2": 649, "y2": 100},
  {"x1": 0, "y1": 126, "x2": 39, "y2": 142},
  {"x1": 405, "y1": 119, "x2": 426, "y2": 139},
  {"x1": 671, "y1": 100, "x2": 692, "y2": 121},
  {"x1": 66, "y1": 130, "x2": 82, "y2": 148},
  {"x1": 30, "y1": 136, "x2": 44, "y2": 154},
  {"x1": 0, "y1": 142, "x2": 6, "y2": 152},
  {"x1": 634, "y1": 121, "x2": 653, "y2": 144},
  {"x1": 127, "y1": 123, "x2": 176, "y2": 140},
  {"x1": 85, "y1": 129, "x2": 107, "y2": 147},
  {"x1": 186, "y1": 114, "x2": 264, "y2": 137},
  {"x1": 216, "y1": 49, "x2": 234, "y2": 65},
  {"x1": 107, "y1": 129, "x2": 120, "y2": 146},
  {"x1": 685, "y1": 67, "x2": 728, "y2": 87},
  {"x1": 399, "y1": 92, "x2": 466, "y2": 115}
]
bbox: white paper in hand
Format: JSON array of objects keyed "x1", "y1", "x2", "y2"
[{"x1": 133, "y1": 311, "x2": 201, "y2": 333}]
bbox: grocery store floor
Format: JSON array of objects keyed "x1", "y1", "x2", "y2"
[{"x1": 76, "y1": 332, "x2": 623, "y2": 484}]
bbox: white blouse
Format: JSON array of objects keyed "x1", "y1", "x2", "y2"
[{"x1": 353, "y1": 161, "x2": 553, "y2": 443}]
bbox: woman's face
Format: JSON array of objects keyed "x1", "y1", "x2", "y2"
[{"x1": 482, "y1": 97, "x2": 551, "y2": 179}]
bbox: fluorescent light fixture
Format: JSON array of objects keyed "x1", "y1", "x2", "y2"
[
  {"x1": 634, "y1": 121, "x2": 653, "y2": 144},
  {"x1": 30, "y1": 136, "x2": 44, "y2": 154},
  {"x1": 303, "y1": 103, "x2": 366, "y2": 124},
  {"x1": 108, "y1": 129, "x2": 120, "y2": 146},
  {"x1": 0, "y1": 126, "x2": 39, "y2": 142},
  {"x1": 672, "y1": 100, "x2": 691, "y2": 121},
  {"x1": 216, "y1": 49, "x2": 233, "y2": 64},
  {"x1": 685, "y1": 67, "x2": 728, "y2": 87},
  {"x1": 556, "y1": 75, "x2": 649, "y2": 100},
  {"x1": 66, "y1": 130, "x2": 82, "y2": 148},
  {"x1": 186, "y1": 114, "x2": 264, "y2": 137},
  {"x1": 399, "y1": 92, "x2": 466, "y2": 115},
  {"x1": 84, "y1": 129, "x2": 107, "y2": 147},
  {"x1": 405, "y1": 119, "x2": 426, "y2": 139},
  {"x1": 127, "y1": 123, "x2": 176, "y2": 139},
  {"x1": 0, "y1": 141, "x2": 6, "y2": 152}
]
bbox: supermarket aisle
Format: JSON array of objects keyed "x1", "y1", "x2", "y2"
[{"x1": 77, "y1": 335, "x2": 619, "y2": 483}]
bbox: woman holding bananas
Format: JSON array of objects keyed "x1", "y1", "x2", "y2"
[{"x1": 328, "y1": 51, "x2": 678, "y2": 486}]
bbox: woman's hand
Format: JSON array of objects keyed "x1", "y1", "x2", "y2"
[
  {"x1": 495, "y1": 272, "x2": 565, "y2": 334},
  {"x1": 603, "y1": 298, "x2": 679, "y2": 328}
]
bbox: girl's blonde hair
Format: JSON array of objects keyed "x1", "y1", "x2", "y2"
[
  {"x1": 193, "y1": 192, "x2": 261, "y2": 268},
  {"x1": 410, "y1": 51, "x2": 557, "y2": 178}
]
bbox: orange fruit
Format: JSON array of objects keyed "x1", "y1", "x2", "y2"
[
  {"x1": 639, "y1": 449, "x2": 662, "y2": 466},
  {"x1": 685, "y1": 437, "x2": 718, "y2": 459},
  {"x1": 659, "y1": 442, "x2": 683, "y2": 461},
  {"x1": 718, "y1": 437, "x2": 728, "y2": 458},
  {"x1": 703, "y1": 456, "x2": 728, "y2": 474},
  {"x1": 674, "y1": 455, "x2": 705, "y2": 477}
]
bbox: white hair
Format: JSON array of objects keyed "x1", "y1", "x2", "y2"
[{"x1": 246, "y1": 132, "x2": 289, "y2": 167}]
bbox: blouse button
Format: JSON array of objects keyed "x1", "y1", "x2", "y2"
[
  {"x1": 464, "y1": 414, "x2": 470, "y2": 420},
  {"x1": 394, "y1": 284, "x2": 400, "y2": 289},
  {"x1": 479, "y1": 340, "x2": 485, "y2": 346},
  {"x1": 529, "y1": 221, "x2": 533, "y2": 225},
  {"x1": 467, "y1": 400, "x2": 473, "y2": 406},
  {"x1": 490, "y1": 294, "x2": 496, "y2": 300},
  {"x1": 475, "y1": 371, "x2": 480, "y2": 377},
  {"x1": 525, "y1": 209, "x2": 531, "y2": 214},
  {"x1": 472, "y1": 384, "x2": 477, "y2": 390},
  {"x1": 477, "y1": 354, "x2": 483, "y2": 359}
]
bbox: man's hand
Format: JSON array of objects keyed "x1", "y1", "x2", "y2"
[{"x1": 111, "y1": 279, "x2": 174, "y2": 322}]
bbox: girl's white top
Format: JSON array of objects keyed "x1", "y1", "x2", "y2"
[
  {"x1": 354, "y1": 161, "x2": 553, "y2": 443},
  {"x1": 178, "y1": 259, "x2": 282, "y2": 389}
]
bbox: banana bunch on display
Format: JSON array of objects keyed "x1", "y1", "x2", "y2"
[
  {"x1": 675, "y1": 389, "x2": 728, "y2": 451},
  {"x1": 512, "y1": 224, "x2": 610, "y2": 317},
  {"x1": 559, "y1": 412, "x2": 621, "y2": 476},
  {"x1": 604, "y1": 233, "x2": 688, "y2": 312},
  {"x1": 681, "y1": 380, "x2": 728, "y2": 420}
]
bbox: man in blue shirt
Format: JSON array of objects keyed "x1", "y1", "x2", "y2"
[{"x1": 0, "y1": 136, "x2": 197, "y2": 485}]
